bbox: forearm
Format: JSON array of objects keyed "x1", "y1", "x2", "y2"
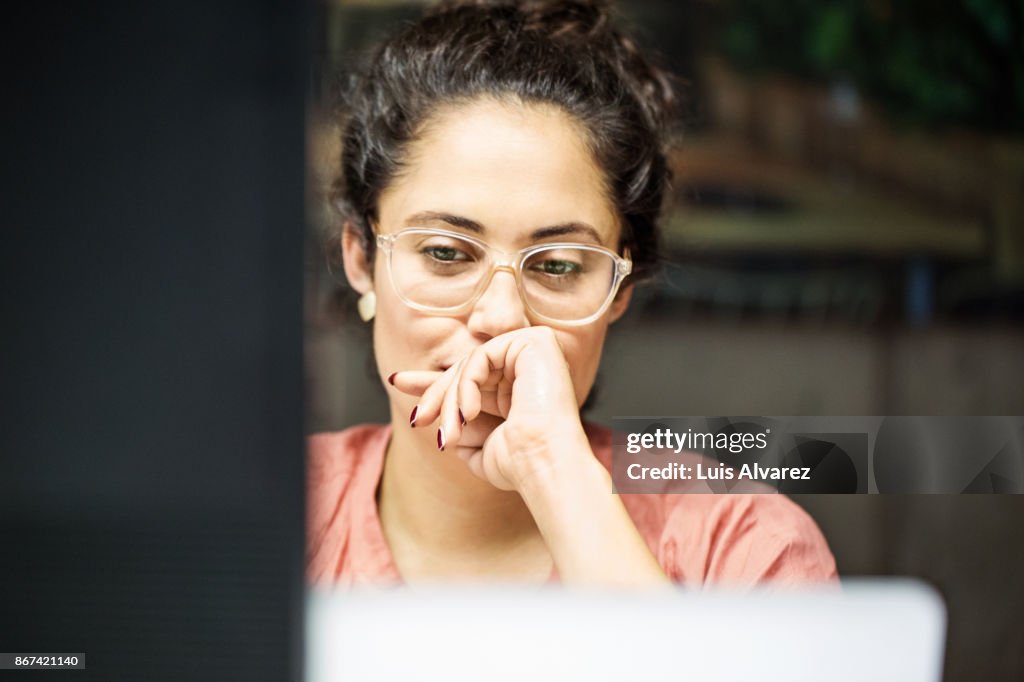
[{"x1": 519, "y1": 434, "x2": 671, "y2": 588}]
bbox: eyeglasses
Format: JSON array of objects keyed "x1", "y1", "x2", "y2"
[{"x1": 376, "y1": 228, "x2": 632, "y2": 326}]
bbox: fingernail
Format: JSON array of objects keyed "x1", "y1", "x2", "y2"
[
  {"x1": 409, "y1": 405, "x2": 418, "y2": 427},
  {"x1": 387, "y1": 372, "x2": 397, "y2": 386},
  {"x1": 437, "y1": 427, "x2": 445, "y2": 451},
  {"x1": 458, "y1": 408, "x2": 466, "y2": 426}
]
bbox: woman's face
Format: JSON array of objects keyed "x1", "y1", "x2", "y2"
[{"x1": 346, "y1": 98, "x2": 631, "y2": 417}]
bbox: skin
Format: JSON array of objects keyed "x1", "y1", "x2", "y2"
[{"x1": 342, "y1": 98, "x2": 668, "y2": 586}]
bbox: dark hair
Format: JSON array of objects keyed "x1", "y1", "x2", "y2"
[{"x1": 331, "y1": 0, "x2": 677, "y2": 284}]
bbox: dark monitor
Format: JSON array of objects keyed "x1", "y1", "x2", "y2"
[{"x1": 0, "y1": 2, "x2": 306, "y2": 679}]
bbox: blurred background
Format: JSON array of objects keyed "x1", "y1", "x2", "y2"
[{"x1": 305, "y1": 1, "x2": 1024, "y2": 680}]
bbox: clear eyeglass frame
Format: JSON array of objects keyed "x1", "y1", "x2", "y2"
[{"x1": 375, "y1": 227, "x2": 633, "y2": 327}]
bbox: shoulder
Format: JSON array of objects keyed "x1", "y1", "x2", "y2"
[
  {"x1": 307, "y1": 423, "x2": 390, "y2": 473},
  {"x1": 306, "y1": 424, "x2": 393, "y2": 585},
  {"x1": 582, "y1": 421, "x2": 836, "y2": 586},
  {"x1": 658, "y1": 493, "x2": 837, "y2": 586},
  {"x1": 306, "y1": 424, "x2": 389, "y2": 540}
]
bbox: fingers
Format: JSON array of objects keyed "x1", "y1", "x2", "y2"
[
  {"x1": 455, "y1": 448, "x2": 513, "y2": 491},
  {"x1": 458, "y1": 327, "x2": 567, "y2": 420},
  {"x1": 390, "y1": 361, "x2": 505, "y2": 428},
  {"x1": 438, "y1": 364, "x2": 466, "y2": 451},
  {"x1": 404, "y1": 361, "x2": 461, "y2": 429},
  {"x1": 454, "y1": 327, "x2": 556, "y2": 421},
  {"x1": 389, "y1": 370, "x2": 444, "y2": 397},
  {"x1": 453, "y1": 414, "x2": 516, "y2": 491},
  {"x1": 456, "y1": 447, "x2": 486, "y2": 479},
  {"x1": 456, "y1": 345, "x2": 505, "y2": 424},
  {"x1": 452, "y1": 415, "x2": 501, "y2": 472},
  {"x1": 389, "y1": 326, "x2": 571, "y2": 449},
  {"x1": 438, "y1": 351, "x2": 498, "y2": 450}
]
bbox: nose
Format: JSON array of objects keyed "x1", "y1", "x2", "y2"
[{"x1": 466, "y1": 268, "x2": 530, "y2": 339}]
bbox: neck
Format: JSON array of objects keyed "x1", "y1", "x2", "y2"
[{"x1": 378, "y1": 415, "x2": 540, "y2": 555}]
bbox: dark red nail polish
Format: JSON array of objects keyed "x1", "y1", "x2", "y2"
[
  {"x1": 437, "y1": 427, "x2": 445, "y2": 451},
  {"x1": 387, "y1": 372, "x2": 397, "y2": 385},
  {"x1": 409, "y1": 405, "x2": 418, "y2": 427},
  {"x1": 458, "y1": 409, "x2": 466, "y2": 426}
]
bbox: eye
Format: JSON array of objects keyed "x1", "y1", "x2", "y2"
[
  {"x1": 530, "y1": 258, "x2": 583, "y2": 276},
  {"x1": 422, "y1": 245, "x2": 470, "y2": 262}
]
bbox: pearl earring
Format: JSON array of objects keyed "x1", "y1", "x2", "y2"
[{"x1": 357, "y1": 291, "x2": 376, "y2": 322}]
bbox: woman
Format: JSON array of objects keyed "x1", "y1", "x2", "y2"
[{"x1": 308, "y1": 0, "x2": 836, "y2": 587}]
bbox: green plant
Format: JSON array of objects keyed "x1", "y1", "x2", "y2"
[{"x1": 720, "y1": 0, "x2": 1024, "y2": 132}]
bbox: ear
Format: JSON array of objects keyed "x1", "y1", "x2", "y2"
[
  {"x1": 608, "y1": 283, "x2": 634, "y2": 324},
  {"x1": 341, "y1": 223, "x2": 374, "y2": 295}
]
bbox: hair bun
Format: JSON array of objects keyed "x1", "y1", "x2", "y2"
[
  {"x1": 427, "y1": 0, "x2": 676, "y2": 133},
  {"x1": 519, "y1": 0, "x2": 611, "y2": 41},
  {"x1": 429, "y1": 0, "x2": 611, "y2": 41}
]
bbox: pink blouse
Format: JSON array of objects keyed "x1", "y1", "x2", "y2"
[{"x1": 307, "y1": 422, "x2": 838, "y2": 587}]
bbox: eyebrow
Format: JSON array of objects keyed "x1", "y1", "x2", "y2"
[{"x1": 403, "y1": 211, "x2": 606, "y2": 245}]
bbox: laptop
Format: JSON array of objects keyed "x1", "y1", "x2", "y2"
[{"x1": 307, "y1": 579, "x2": 946, "y2": 682}]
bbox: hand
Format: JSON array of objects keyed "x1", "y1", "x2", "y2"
[
  {"x1": 392, "y1": 326, "x2": 670, "y2": 587},
  {"x1": 391, "y1": 326, "x2": 590, "y2": 492}
]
